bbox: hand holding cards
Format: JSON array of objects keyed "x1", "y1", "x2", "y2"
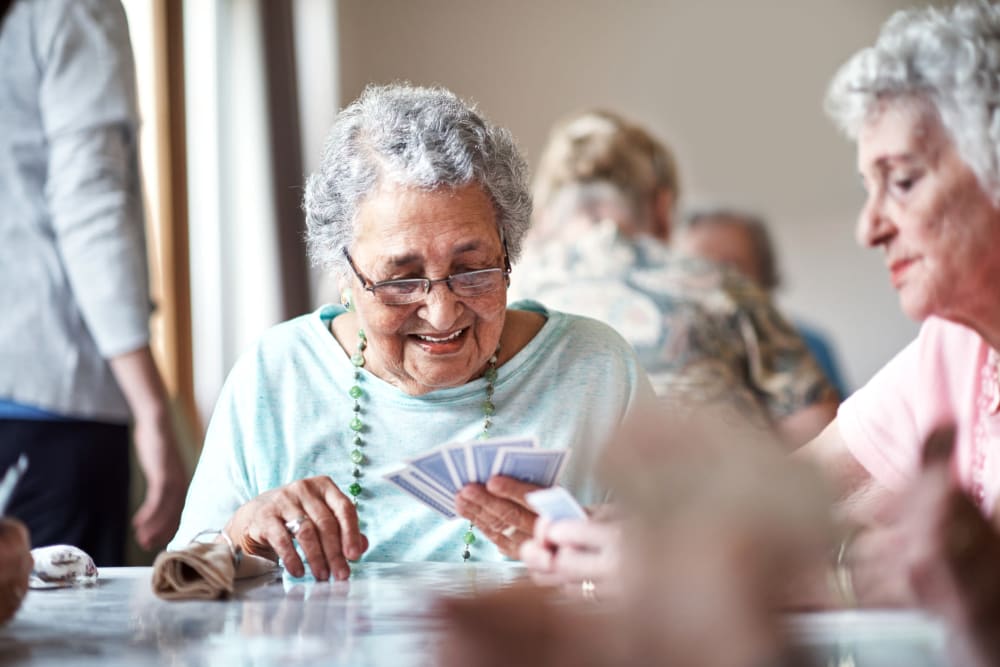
[{"x1": 384, "y1": 437, "x2": 570, "y2": 518}]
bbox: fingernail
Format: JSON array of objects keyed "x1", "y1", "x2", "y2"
[{"x1": 337, "y1": 567, "x2": 350, "y2": 581}]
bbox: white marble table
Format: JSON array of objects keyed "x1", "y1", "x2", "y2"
[{"x1": 0, "y1": 563, "x2": 953, "y2": 666}]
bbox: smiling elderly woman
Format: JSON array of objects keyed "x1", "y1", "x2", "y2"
[{"x1": 168, "y1": 84, "x2": 653, "y2": 580}]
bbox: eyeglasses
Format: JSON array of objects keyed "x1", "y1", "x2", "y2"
[{"x1": 342, "y1": 245, "x2": 511, "y2": 306}]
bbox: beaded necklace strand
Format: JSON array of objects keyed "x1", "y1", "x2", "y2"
[{"x1": 347, "y1": 328, "x2": 500, "y2": 561}]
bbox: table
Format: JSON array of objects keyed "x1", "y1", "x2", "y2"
[{"x1": 1, "y1": 565, "x2": 952, "y2": 666}]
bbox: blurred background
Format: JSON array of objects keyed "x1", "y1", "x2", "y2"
[{"x1": 121, "y1": 0, "x2": 926, "y2": 462}]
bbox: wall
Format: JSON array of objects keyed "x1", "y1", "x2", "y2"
[{"x1": 333, "y1": 0, "x2": 926, "y2": 391}]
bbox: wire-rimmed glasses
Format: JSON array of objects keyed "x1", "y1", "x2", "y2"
[{"x1": 342, "y1": 247, "x2": 511, "y2": 306}]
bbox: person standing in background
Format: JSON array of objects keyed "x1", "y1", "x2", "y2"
[
  {"x1": 675, "y1": 208, "x2": 849, "y2": 399},
  {"x1": 0, "y1": 0, "x2": 187, "y2": 564}
]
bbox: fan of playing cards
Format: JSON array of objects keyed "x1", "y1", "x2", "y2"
[{"x1": 384, "y1": 437, "x2": 570, "y2": 519}]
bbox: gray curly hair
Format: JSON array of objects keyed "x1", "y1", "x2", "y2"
[
  {"x1": 825, "y1": 0, "x2": 1000, "y2": 202},
  {"x1": 303, "y1": 84, "x2": 532, "y2": 276}
]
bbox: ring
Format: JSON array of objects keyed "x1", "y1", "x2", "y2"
[
  {"x1": 284, "y1": 516, "x2": 308, "y2": 536},
  {"x1": 501, "y1": 525, "x2": 517, "y2": 538},
  {"x1": 581, "y1": 579, "x2": 597, "y2": 601}
]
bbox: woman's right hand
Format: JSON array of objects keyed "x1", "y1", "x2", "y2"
[
  {"x1": 224, "y1": 476, "x2": 368, "y2": 581},
  {"x1": 520, "y1": 515, "x2": 622, "y2": 596}
]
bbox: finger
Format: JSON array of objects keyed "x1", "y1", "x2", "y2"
[
  {"x1": 132, "y1": 503, "x2": 156, "y2": 550},
  {"x1": 485, "y1": 476, "x2": 544, "y2": 510},
  {"x1": 322, "y1": 480, "x2": 364, "y2": 561},
  {"x1": 459, "y1": 484, "x2": 537, "y2": 535},
  {"x1": 294, "y1": 482, "x2": 346, "y2": 581},
  {"x1": 519, "y1": 538, "x2": 553, "y2": 572},
  {"x1": 546, "y1": 519, "x2": 607, "y2": 549},
  {"x1": 533, "y1": 516, "x2": 552, "y2": 544},
  {"x1": 551, "y1": 545, "x2": 607, "y2": 582},
  {"x1": 287, "y1": 510, "x2": 333, "y2": 581},
  {"x1": 262, "y1": 517, "x2": 306, "y2": 578},
  {"x1": 475, "y1": 521, "x2": 521, "y2": 559},
  {"x1": 275, "y1": 481, "x2": 345, "y2": 580}
]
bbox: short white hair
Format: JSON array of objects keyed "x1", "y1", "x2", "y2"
[
  {"x1": 303, "y1": 84, "x2": 531, "y2": 277},
  {"x1": 825, "y1": 0, "x2": 1000, "y2": 202}
]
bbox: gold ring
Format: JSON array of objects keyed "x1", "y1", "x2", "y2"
[
  {"x1": 284, "y1": 516, "x2": 308, "y2": 536},
  {"x1": 501, "y1": 525, "x2": 517, "y2": 539}
]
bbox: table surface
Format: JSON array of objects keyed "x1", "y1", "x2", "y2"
[{"x1": 0, "y1": 565, "x2": 952, "y2": 666}]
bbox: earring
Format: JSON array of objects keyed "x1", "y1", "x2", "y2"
[{"x1": 341, "y1": 287, "x2": 354, "y2": 312}]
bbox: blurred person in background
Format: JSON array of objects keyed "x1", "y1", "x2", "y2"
[
  {"x1": 0, "y1": 0, "x2": 186, "y2": 564},
  {"x1": 675, "y1": 208, "x2": 849, "y2": 399},
  {"x1": 512, "y1": 109, "x2": 837, "y2": 447}
]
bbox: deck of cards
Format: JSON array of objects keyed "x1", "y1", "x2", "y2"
[{"x1": 384, "y1": 436, "x2": 570, "y2": 519}]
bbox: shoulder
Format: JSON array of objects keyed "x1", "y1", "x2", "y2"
[
  {"x1": 229, "y1": 307, "x2": 336, "y2": 378},
  {"x1": 913, "y1": 316, "x2": 986, "y2": 378},
  {"x1": 30, "y1": 0, "x2": 129, "y2": 47},
  {"x1": 535, "y1": 304, "x2": 639, "y2": 362}
]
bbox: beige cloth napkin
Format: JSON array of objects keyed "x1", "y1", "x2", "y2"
[{"x1": 152, "y1": 542, "x2": 278, "y2": 600}]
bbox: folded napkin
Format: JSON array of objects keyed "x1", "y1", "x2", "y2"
[{"x1": 152, "y1": 541, "x2": 278, "y2": 600}]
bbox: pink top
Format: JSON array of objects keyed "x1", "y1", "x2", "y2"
[{"x1": 838, "y1": 317, "x2": 1000, "y2": 514}]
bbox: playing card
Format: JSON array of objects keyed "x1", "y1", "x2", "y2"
[
  {"x1": 525, "y1": 486, "x2": 587, "y2": 521},
  {"x1": 467, "y1": 436, "x2": 537, "y2": 483},
  {"x1": 384, "y1": 469, "x2": 457, "y2": 519},
  {"x1": 407, "y1": 449, "x2": 461, "y2": 495},
  {"x1": 491, "y1": 447, "x2": 569, "y2": 488},
  {"x1": 408, "y1": 468, "x2": 457, "y2": 505},
  {"x1": 0, "y1": 454, "x2": 27, "y2": 515},
  {"x1": 443, "y1": 444, "x2": 473, "y2": 487}
]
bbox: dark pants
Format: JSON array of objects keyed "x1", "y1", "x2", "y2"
[{"x1": 0, "y1": 418, "x2": 129, "y2": 566}]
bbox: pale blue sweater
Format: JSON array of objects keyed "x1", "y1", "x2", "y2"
[{"x1": 170, "y1": 302, "x2": 653, "y2": 563}]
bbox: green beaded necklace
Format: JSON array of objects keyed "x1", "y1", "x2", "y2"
[{"x1": 347, "y1": 328, "x2": 500, "y2": 561}]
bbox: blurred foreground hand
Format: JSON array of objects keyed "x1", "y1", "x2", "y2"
[
  {"x1": 441, "y1": 401, "x2": 833, "y2": 667},
  {"x1": 0, "y1": 518, "x2": 32, "y2": 624}
]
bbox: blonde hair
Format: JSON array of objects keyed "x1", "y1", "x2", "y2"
[{"x1": 532, "y1": 110, "x2": 679, "y2": 236}]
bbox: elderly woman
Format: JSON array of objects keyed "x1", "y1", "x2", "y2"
[
  {"x1": 798, "y1": 0, "x2": 1000, "y2": 607},
  {"x1": 168, "y1": 84, "x2": 652, "y2": 581},
  {"x1": 525, "y1": 0, "x2": 1000, "y2": 617}
]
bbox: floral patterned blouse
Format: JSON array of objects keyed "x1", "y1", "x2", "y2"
[{"x1": 510, "y1": 221, "x2": 836, "y2": 424}]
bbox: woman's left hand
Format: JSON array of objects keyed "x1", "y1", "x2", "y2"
[{"x1": 455, "y1": 477, "x2": 541, "y2": 558}]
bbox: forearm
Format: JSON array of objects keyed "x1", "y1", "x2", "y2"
[
  {"x1": 775, "y1": 399, "x2": 838, "y2": 448},
  {"x1": 107, "y1": 346, "x2": 184, "y2": 489},
  {"x1": 108, "y1": 347, "x2": 170, "y2": 422}
]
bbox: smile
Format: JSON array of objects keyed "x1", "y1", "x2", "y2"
[{"x1": 413, "y1": 329, "x2": 465, "y2": 343}]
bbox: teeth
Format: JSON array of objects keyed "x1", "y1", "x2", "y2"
[{"x1": 416, "y1": 329, "x2": 463, "y2": 343}]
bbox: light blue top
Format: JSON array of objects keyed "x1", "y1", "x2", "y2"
[{"x1": 170, "y1": 302, "x2": 654, "y2": 562}]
